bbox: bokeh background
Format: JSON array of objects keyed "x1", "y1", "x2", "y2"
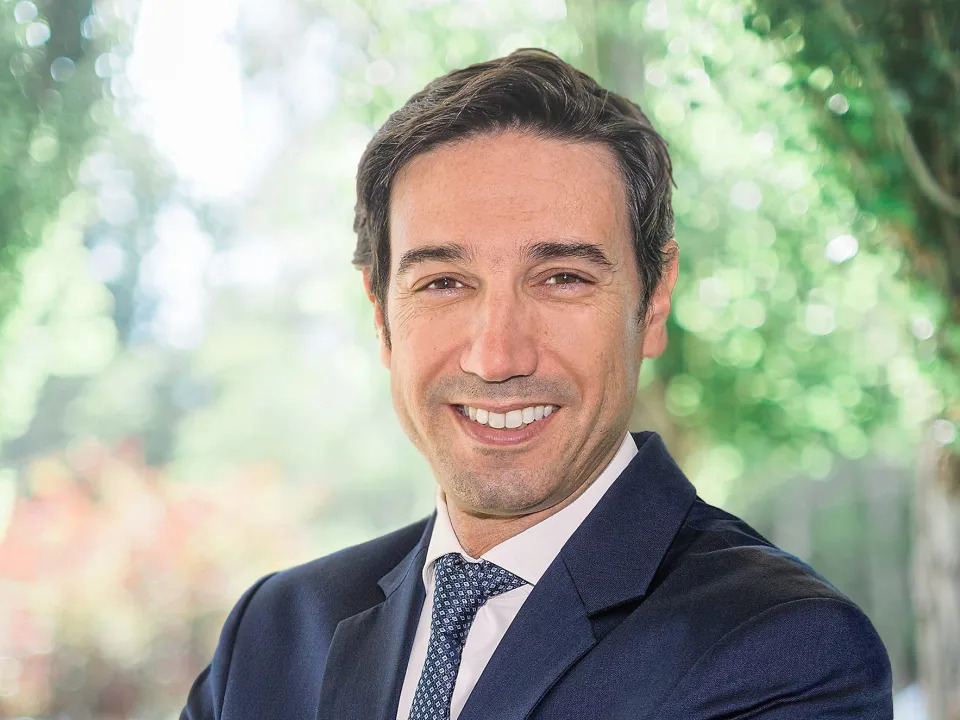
[{"x1": 1, "y1": 0, "x2": 958, "y2": 717}]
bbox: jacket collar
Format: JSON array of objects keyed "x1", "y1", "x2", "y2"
[
  {"x1": 315, "y1": 515, "x2": 433, "y2": 720},
  {"x1": 378, "y1": 515, "x2": 433, "y2": 596},
  {"x1": 562, "y1": 431, "x2": 698, "y2": 615}
]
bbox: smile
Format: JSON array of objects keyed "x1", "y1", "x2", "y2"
[{"x1": 457, "y1": 404, "x2": 557, "y2": 430}]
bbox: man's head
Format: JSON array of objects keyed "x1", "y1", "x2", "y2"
[
  {"x1": 353, "y1": 49, "x2": 678, "y2": 524},
  {"x1": 354, "y1": 48, "x2": 675, "y2": 341}
]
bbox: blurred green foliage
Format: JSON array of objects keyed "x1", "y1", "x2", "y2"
[
  {"x1": 577, "y1": 0, "x2": 951, "y2": 500},
  {"x1": 746, "y1": 0, "x2": 960, "y2": 449},
  {"x1": 0, "y1": 0, "x2": 96, "y2": 316},
  {"x1": 0, "y1": 0, "x2": 116, "y2": 444}
]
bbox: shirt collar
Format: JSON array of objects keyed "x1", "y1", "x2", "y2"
[{"x1": 422, "y1": 432, "x2": 639, "y2": 587}]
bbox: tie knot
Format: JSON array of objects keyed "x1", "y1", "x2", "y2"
[
  {"x1": 436, "y1": 553, "x2": 526, "y2": 597},
  {"x1": 430, "y1": 553, "x2": 525, "y2": 642}
]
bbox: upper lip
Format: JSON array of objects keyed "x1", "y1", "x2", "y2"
[{"x1": 452, "y1": 402, "x2": 559, "y2": 413}]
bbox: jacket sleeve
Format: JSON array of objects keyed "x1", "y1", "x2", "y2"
[
  {"x1": 180, "y1": 573, "x2": 277, "y2": 720},
  {"x1": 657, "y1": 597, "x2": 893, "y2": 720}
]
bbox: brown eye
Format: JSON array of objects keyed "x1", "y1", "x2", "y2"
[
  {"x1": 545, "y1": 272, "x2": 587, "y2": 285},
  {"x1": 424, "y1": 277, "x2": 465, "y2": 291}
]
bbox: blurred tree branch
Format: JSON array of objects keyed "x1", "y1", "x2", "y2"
[{"x1": 822, "y1": 0, "x2": 960, "y2": 218}]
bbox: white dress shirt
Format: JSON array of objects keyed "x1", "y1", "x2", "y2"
[{"x1": 395, "y1": 432, "x2": 638, "y2": 720}]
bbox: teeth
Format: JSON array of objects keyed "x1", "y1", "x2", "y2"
[{"x1": 459, "y1": 404, "x2": 557, "y2": 430}]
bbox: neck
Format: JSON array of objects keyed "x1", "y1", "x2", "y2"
[
  {"x1": 443, "y1": 435, "x2": 625, "y2": 557},
  {"x1": 446, "y1": 502, "x2": 563, "y2": 558}
]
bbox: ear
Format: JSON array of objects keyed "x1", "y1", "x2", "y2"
[
  {"x1": 641, "y1": 240, "x2": 679, "y2": 359},
  {"x1": 362, "y1": 266, "x2": 391, "y2": 369}
]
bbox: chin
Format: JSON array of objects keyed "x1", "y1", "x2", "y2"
[{"x1": 444, "y1": 466, "x2": 562, "y2": 518}]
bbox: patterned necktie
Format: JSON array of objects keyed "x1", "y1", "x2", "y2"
[{"x1": 408, "y1": 552, "x2": 526, "y2": 720}]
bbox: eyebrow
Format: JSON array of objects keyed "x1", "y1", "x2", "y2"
[
  {"x1": 394, "y1": 239, "x2": 616, "y2": 278},
  {"x1": 523, "y1": 241, "x2": 615, "y2": 269},
  {"x1": 395, "y1": 243, "x2": 472, "y2": 277}
]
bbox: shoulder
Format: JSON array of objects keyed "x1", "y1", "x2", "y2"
[
  {"x1": 660, "y1": 499, "x2": 851, "y2": 610},
  {"x1": 244, "y1": 515, "x2": 430, "y2": 621},
  {"x1": 648, "y1": 496, "x2": 881, "y2": 644},
  {"x1": 650, "y1": 500, "x2": 892, "y2": 716},
  {"x1": 181, "y1": 517, "x2": 430, "y2": 719},
  {"x1": 659, "y1": 591, "x2": 892, "y2": 717}
]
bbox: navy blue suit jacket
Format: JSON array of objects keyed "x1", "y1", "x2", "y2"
[{"x1": 182, "y1": 432, "x2": 892, "y2": 719}]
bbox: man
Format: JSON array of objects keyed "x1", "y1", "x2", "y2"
[{"x1": 183, "y1": 49, "x2": 892, "y2": 719}]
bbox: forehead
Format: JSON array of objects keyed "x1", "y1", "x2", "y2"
[{"x1": 388, "y1": 131, "x2": 630, "y2": 265}]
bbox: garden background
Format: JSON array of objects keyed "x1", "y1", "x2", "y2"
[{"x1": 1, "y1": 0, "x2": 958, "y2": 717}]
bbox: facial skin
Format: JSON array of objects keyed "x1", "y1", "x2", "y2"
[{"x1": 362, "y1": 131, "x2": 678, "y2": 556}]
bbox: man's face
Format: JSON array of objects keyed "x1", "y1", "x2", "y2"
[{"x1": 366, "y1": 131, "x2": 676, "y2": 520}]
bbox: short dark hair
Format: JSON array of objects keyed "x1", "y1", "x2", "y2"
[{"x1": 353, "y1": 48, "x2": 674, "y2": 338}]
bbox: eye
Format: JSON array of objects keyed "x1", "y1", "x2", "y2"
[
  {"x1": 422, "y1": 277, "x2": 465, "y2": 291},
  {"x1": 544, "y1": 272, "x2": 589, "y2": 285}
]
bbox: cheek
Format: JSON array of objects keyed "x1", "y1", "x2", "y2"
[
  {"x1": 555, "y1": 304, "x2": 637, "y2": 365},
  {"x1": 388, "y1": 319, "x2": 459, "y2": 406},
  {"x1": 390, "y1": 301, "x2": 455, "y2": 353},
  {"x1": 391, "y1": 349, "x2": 428, "y2": 407},
  {"x1": 590, "y1": 315, "x2": 644, "y2": 398},
  {"x1": 624, "y1": 320, "x2": 646, "y2": 371}
]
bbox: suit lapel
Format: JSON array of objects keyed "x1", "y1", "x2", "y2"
[
  {"x1": 315, "y1": 517, "x2": 433, "y2": 720},
  {"x1": 460, "y1": 432, "x2": 697, "y2": 719},
  {"x1": 562, "y1": 432, "x2": 698, "y2": 616}
]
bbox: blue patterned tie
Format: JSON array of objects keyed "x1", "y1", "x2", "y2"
[{"x1": 408, "y1": 553, "x2": 527, "y2": 720}]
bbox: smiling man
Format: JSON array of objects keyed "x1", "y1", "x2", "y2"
[{"x1": 183, "y1": 49, "x2": 892, "y2": 720}]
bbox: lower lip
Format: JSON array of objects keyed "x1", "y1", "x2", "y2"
[{"x1": 450, "y1": 405, "x2": 557, "y2": 446}]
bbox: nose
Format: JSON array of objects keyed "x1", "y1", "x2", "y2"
[{"x1": 460, "y1": 289, "x2": 539, "y2": 382}]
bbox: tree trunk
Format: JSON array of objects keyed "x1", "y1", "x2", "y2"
[{"x1": 914, "y1": 438, "x2": 960, "y2": 719}]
